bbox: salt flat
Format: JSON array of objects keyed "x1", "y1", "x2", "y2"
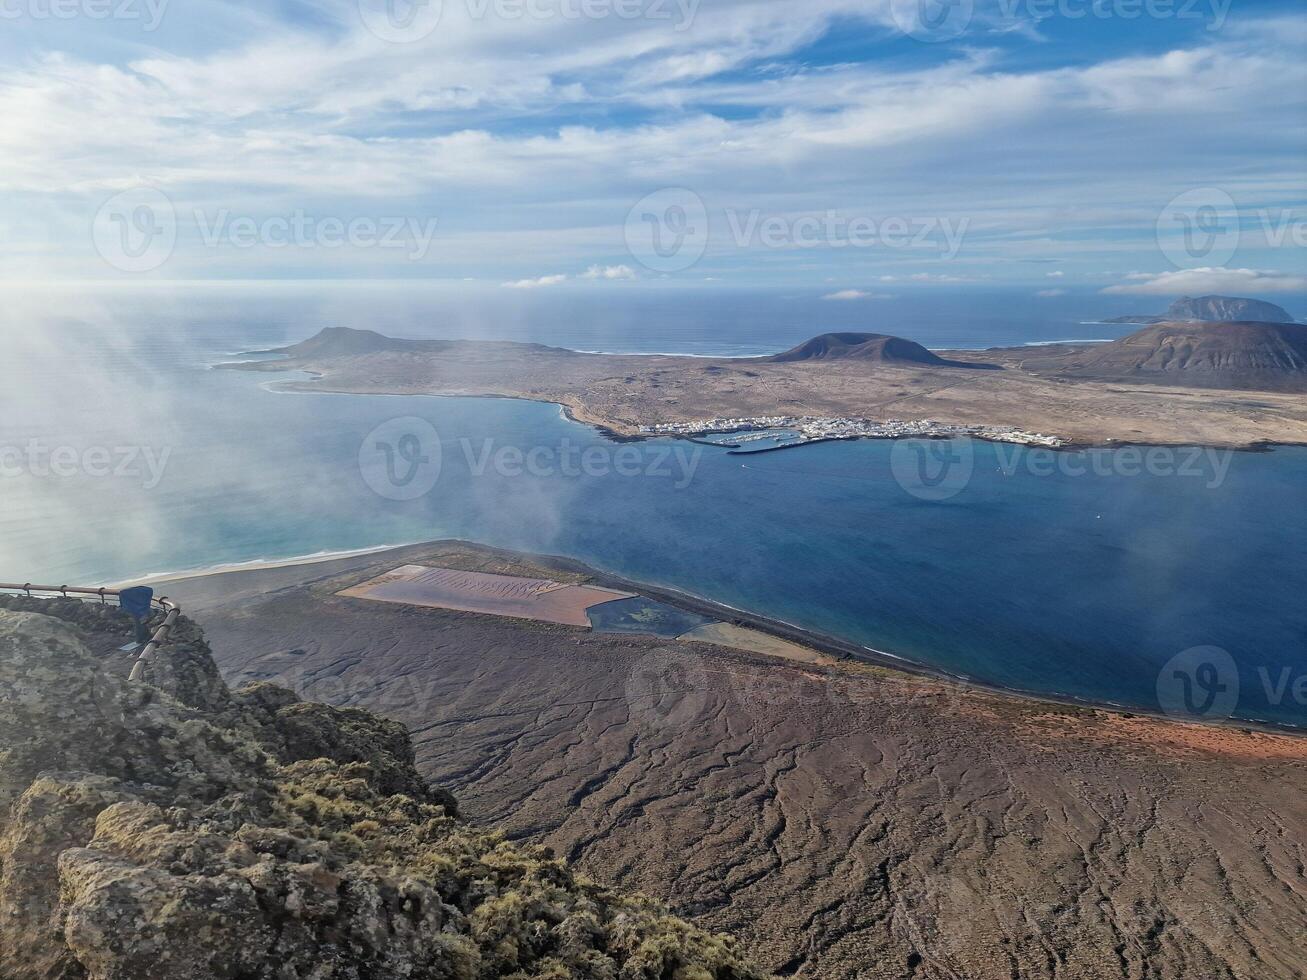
[{"x1": 338, "y1": 563, "x2": 633, "y2": 627}]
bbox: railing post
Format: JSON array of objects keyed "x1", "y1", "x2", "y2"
[{"x1": 0, "y1": 582, "x2": 179, "y2": 684}]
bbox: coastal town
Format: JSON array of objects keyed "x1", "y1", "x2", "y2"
[{"x1": 638, "y1": 415, "x2": 1066, "y2": 449}]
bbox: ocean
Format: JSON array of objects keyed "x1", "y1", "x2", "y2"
[{"x1": 2, "y1": 282, "x2": 1304, "y2": 726}]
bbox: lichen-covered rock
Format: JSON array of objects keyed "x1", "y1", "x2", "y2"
[
  {"x1": 0, "y1": 593, "x2": 231, "y2": 712},
  {"x1": 237, "y1": 685, "x2": 457, "y2": 812},
  {"x1": 0, "y1": 607, "x2": 766, "y2": 980}
]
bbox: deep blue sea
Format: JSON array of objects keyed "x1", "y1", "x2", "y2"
[{"x1": 2, "y1": 283, "x2": 1305, "y2": 726}]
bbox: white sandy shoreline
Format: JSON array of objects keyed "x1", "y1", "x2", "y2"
[
  {"x1": 126, "y1": 537, "x2": 911, "y2": 663},
  {"x1": 121, "y1": 541, "x2": 426, "y2": 588},
  {"x1": 85, "y1": 536, "x2": 1307, "y2": 738}
]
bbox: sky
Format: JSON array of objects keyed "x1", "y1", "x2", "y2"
[{"x1": 0, "y1": 0, "x2": 1304, "y2": 298}]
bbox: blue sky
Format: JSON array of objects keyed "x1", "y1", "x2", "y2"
[{"x1": 0, "y1": 0, "x2": 1304, "y2": 299}]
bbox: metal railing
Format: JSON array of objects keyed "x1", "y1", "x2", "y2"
[{"x1": 0, "y1": 582, "x2": 179, "y2": 682}]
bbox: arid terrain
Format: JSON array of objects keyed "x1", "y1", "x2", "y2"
[
  {"x1": 1018, "y1": 321, "x2": 1307, "y2": 390},
  {"x1": 156, "y1": 541, "x2": 1307, "y2": 980},
  {"x1": 224, "y1": 325, "x2": 1307, "y2": 448}
]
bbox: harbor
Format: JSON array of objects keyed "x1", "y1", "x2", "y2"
[{"x1": 643, "y1": 416, "x2": 1065, "y2": 452}]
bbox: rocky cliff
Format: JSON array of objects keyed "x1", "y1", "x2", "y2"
[{"x1": 0, "y1": 599, "x2": 764, "y2": 980}]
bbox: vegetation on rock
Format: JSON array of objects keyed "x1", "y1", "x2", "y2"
[{"x1": 0, "y1": 600, "x2": 766, "y2": 980}]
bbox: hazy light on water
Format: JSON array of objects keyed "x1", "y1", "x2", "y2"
[{"x1": 2, "y1": 284, "x2": 1304, "y2": 724}]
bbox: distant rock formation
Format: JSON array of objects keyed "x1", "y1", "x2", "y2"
[
  {"x1": 264, "y1": 327, "x2": 573, "y2": 361},
  {"x1": 271, "y1": 326, "x2": 445, "y2": 357},
  {"x1": 1102, "y1": 315, "x2": 1168, "y2": 324},
  {"x1": 1106, "y1": 295, "x2": 1294, "y2": 325},
  {"x1": 1166, "y1": 295, "x2": 1294, "y2": 323},
  {"x1": 768, "y1": 332, "x2": 948, "y2": 365},
  {"x1": 1023, "y1": 320, "x2": 1307, "y2": 390},
  {"x1": 0, "y1": 600, "x2": 764, "y2": 980}
]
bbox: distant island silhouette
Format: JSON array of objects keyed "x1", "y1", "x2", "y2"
[
  {"x1": 225, "y1": 299, "x2": 1307, "y2": 448},
  {"x1": 1106, "y1": 294, "x2": 1295, "y2": 325}
]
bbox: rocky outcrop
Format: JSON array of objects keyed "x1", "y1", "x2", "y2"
[{"x1": 0, "y1": 604, "x2": 764, "y2": 980}]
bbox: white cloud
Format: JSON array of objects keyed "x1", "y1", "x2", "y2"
[
  {"x1": 502, "y1": 274, "x2": 568, "y2": 289},
  {"x1": 581, "y1": 264, "x2": 638, "y2": 280},
  {"x1": 879, "y1": 273, "x2": 978, "y2": 283},
  {"x1": 0, "y1": 8, "x2": 1302, "y2": 281},
  {"x1": 1036, "y1": 288, "x2": 1066, "y2": 297},
  {"x1": 822, "y1": 289, "x2": 890, "y2": 301},
  {"x1": 1101, "y1": 267, "x2": 1307, "y2": 296},
  {"x1": 1046, "y1": 271, "x2": 1064, "y2": 278}
]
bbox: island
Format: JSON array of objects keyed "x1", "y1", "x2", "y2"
[
  {"x1": 1105, "y1": 294, "x2": 1296, "y2": 324},
  {"x1": 224, "y1": 311, "x2": 1307, "y2": 450}
]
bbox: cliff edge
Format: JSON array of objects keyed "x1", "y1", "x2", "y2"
[{"x1": 0, "y1": 599, "x2": 764, "y2": 980}]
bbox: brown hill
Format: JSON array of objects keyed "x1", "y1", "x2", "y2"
[
  {"x1": 1024, "y1": 320, "x2": 1307, "y2": 390},
  {"x1": 769, "y1": 332, "x2": 949, "y2": 365}
]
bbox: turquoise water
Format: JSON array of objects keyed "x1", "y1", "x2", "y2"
[
  {"x1": 587, "y1": 597, "x2": 716, "y2": 638},
  {"x1": 2, "y1": 291, "x2": 1305, "y2": 726},
  {"x1": 696, "y1": 429, "x2": 808, "y2": 453}
]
